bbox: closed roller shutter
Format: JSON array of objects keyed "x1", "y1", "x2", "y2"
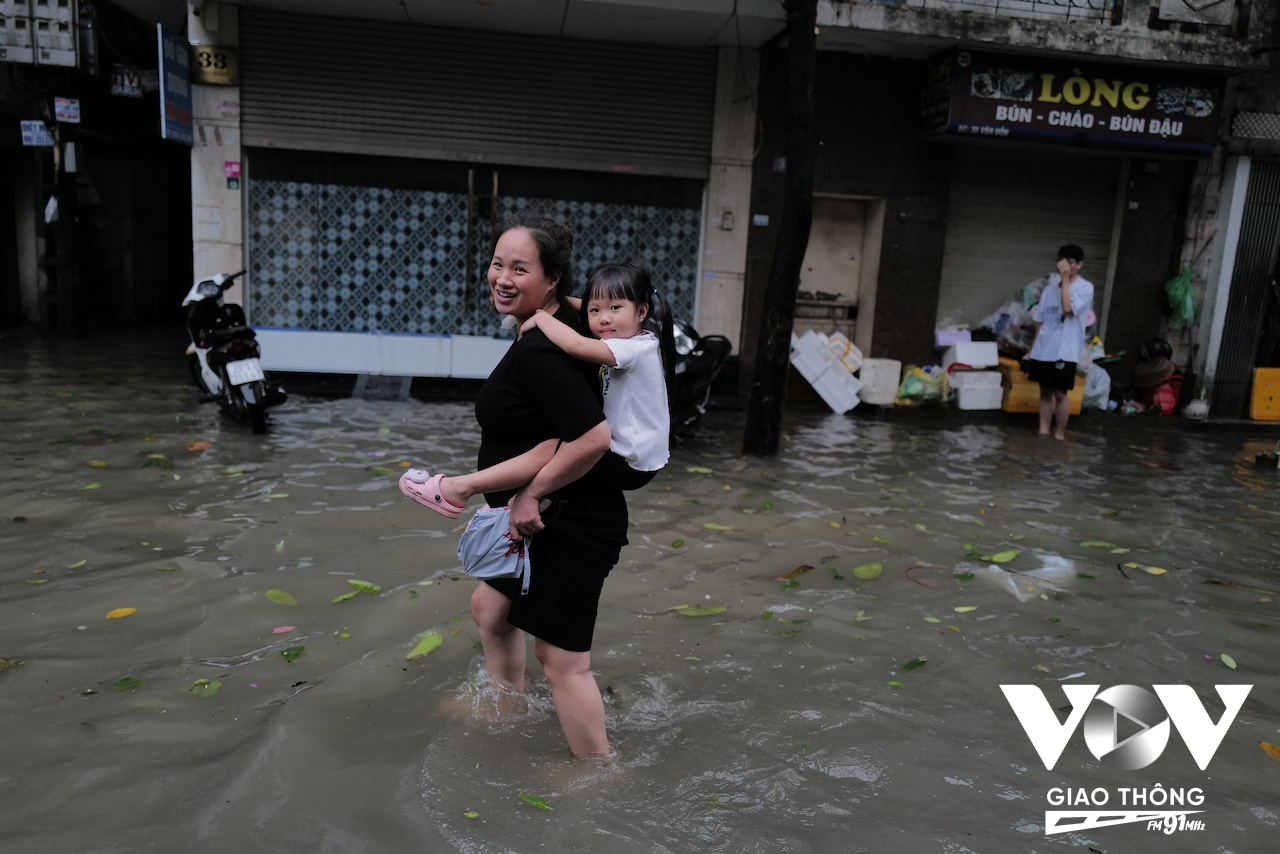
[
  {"x1": 239, "y1": 11, "x2": 717, "y2": 178},
  {"x1": 936, "y1": 146, "x2": 1120, "y2": 330}
]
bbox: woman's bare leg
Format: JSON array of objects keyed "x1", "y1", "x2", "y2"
[
  {"x1": 471, "y1": 583, "x2": 527, "y2": 712},
  {"x1": 439, "y1": 439, "x2": 559, "y2": 507},
  {"x1": 1037, "y1": 386, "x2": 1054, "y2": 436},
  {"x1": 1052, "y1": 390, "x2": 1071, "y2": 440},
  {"x1": 535, "y1": 639, "x2": 609, "y2": 756}
]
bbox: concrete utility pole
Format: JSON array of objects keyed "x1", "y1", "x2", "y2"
[{"x1": 742, "y1": 0, "x2": 818, "y2": 457}]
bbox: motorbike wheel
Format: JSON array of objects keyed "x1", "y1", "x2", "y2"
[
  {"x1": 188, "y1": 353, "x2": 210, "y2": 393},
  {"x1": 245, "y1": 381, "x2": 268, "y2": 434}
]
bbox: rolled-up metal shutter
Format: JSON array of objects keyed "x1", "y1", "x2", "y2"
[
  {"x1": 935, "y1": 146, "x2": 1120, "y2": 330},
  {"x1": 239, "y1": 10, "x2": 717, "y2": 178}
]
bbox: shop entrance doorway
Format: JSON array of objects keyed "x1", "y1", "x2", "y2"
[{"x1": 795, "y1": 196, "x2": 870, "y2": 341}]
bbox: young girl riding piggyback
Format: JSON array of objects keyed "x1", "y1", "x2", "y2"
[{"x1": 400, "y1": 260, "x2": 676, "y2": 516}]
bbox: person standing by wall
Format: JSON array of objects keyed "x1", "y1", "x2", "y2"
[{"x1": 1026, "y1": 244, "x2": 1094, "y2": 440}]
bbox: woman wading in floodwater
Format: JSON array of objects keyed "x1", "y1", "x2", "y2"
[{"x1": 452, "y1": 211, "x2": 627, "y2": 755}]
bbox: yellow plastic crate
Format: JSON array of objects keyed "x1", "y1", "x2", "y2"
[
  {"x1": 1252, "y1": 368, "x2": 1280, "y2": 421},
  {"x1": 999, "y1": 357, "x2": 1083, "y2": 415}
]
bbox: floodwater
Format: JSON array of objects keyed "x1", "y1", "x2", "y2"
[{"x1": 2, "y1": 327, "x2": 1278, "y2": 854}]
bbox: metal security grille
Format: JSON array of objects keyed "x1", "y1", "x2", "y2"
[
  {"x1": 1233, "y1": 112, "x2": 1280, "y2": 141},
  {"x1": 1210, "y1": 160, "x2": 1280, "y2": 419},
  {"x1": 907, "y1": 0, "x2": 1113, "y2": 21},
  {"x1": 239, "y1": 10, "x2": 717, "y2": 179},
  {"x1": 246, "y1": 181, "x2": 701, "y2": 336}
]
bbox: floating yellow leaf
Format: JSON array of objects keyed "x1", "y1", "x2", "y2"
[
  {"x1": 954, "y1": 605, "x2": 978, "y2": 613},
  {"x1": 1123, "y1": 562, "x2": 1168, "y2": 575},
  {"x1": 67, "y1": 559, "x2": 87, "y2": 569},
  {"x1": 830, "y1": 521, "x2": 841, "y2": 528},
  {"x1": 464, "y1": 811, "x2": 480, "y2": 820},
  {"x1": 686, "y1": 466, "x2": 713, "y2": 474},
  {"x1": 873, "y1": 536, "x2": 892, "y2": 544},
  {"x1": 852, "y1": 562, "x2": 883, "y2": 580},
  {"x1": 1261, "y1": 742, "x2": 1280, "y2": 762},
  {"x1": 924, "y1": 616, "x2": 942, "y2": 623},
  {"x1": 1034, "y1": 665, "x2": 1051, "y2": 673},
  {"x1": 1221, "y1": 653, "x2": 1238, "y2": 670},
  {"x1": 406, "y1": 632, "x2": 443, "y2": 660},
  {"x1": 267, "y1": 493, "x2": 289, "y2": 499},
  {"x1": 675, "y1": 606, "x2": 728, "y2": 617},
  {"x1": 265, "y1": 589, "x2": 298, "y2": 606},
  {"x1": 80, "y1": 483, "x2": 101, "y2": 490},
  {"x1": 887, "y1": 681, "x2": 907, "y2": 688},
  {"x1": 87, "y1": 460, "x2": 107, "y2": 468},
  {"x1": 703, "y1": 523, "x2": 732, "y2": 531},
  {"x1": 106, "y1": 607, "x2": 136, "y2": 619},
  {"x1": 399, "y1": 460, "x2": 412, "y2": 468}
]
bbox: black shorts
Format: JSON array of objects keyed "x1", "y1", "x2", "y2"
[
  {"x1": 594, "y1": 450, "x2": 658, "y2": 491},
  {"x1": 1026, "y1": 359, "x2": 1078, "y2": 392}
]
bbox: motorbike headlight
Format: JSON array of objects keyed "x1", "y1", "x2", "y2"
[{"x1": 197, "y1": 281, "x2": 221, "y2": 298}]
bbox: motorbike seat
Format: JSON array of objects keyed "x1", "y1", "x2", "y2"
[{"x1": 202, "y1": 325, "x2": 257, "y2": 348}]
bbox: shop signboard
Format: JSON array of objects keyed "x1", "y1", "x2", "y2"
[
  {"x1": 922, "y1": 50, "x2": 1224, "y2": 156},
  {"x1": 157, "y1": 24, "x2": 193, "y2": 146}
]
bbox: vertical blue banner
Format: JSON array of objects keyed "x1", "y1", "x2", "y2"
[{"x1": 157, "y1": 24, "x2": 193, "y2": 145}]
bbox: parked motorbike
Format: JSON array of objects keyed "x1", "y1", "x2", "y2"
[
  {"x1": 183, "y1": 270, "x2": 286, "y2": 434},
  {"x1": 670, "y1": 318, "x2": 731, "y2": 436}
]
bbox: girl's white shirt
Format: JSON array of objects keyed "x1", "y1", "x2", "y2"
[{"x1": 600, "y1": 331, "x2": 670, "y2": 471}]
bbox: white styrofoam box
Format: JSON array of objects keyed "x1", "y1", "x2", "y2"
[
  {"x1": 942, "y1": 341, "x2": 998, "y2": 370},
  {"x1": 812, "y1": 369, "x2": 860, "y2": 414},
  {"x1": 790, "y1": 332, "x2": 838, "y2": 382},
  {"x1": 948, "y1": 369, "x2": 1002, "y2": 389},
  {"x1": 957, "y1": 384, "x2": 1004, "y2": 410},
  {"x1": 825, "y1": 332, "x2": 864, "y2": 373},
  {"x1": 859, "y1": 358, "x2": 901, "y2": 405},
  {"x1": 935, "y1": 329, "x2": 972, "y2": 348}
]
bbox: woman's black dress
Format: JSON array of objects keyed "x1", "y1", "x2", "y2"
[{"x1": 474, "y1": 303, "x2": 628, "y2": 652}]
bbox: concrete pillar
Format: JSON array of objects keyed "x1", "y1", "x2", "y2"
[
  {"x1": 698, "y1": 46, "x2": 758, "y2": 351},
  {"x1": 188, "y1": 2, "x2": 244, "y2": 301},
  {"x1": 1198, "y1": 154, "x2": 1250, "y2": 395}
]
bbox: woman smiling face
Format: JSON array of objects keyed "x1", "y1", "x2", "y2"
[{"x1": 488, "y1": 228, "x2": 559, "y2": 324}]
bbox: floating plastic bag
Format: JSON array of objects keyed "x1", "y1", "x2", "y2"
[
  {"x1": 1165, "y1": 262, "x2": 1197, "y2": 330},
  {"x1": 895, "y1": 365, "x2": 947, "y2": 406},
  {"x1": 1082, "y1": 364, "x2": 1111, "y2": 411}
]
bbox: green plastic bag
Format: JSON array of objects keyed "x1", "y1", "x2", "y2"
[{"x1": 1165, "y1": 262, "x2": 1196, "y2": 330}]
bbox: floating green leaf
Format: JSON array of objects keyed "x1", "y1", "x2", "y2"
[
  {"x1": 518, "y1": 793, "x2": 553, "y2": 810},
  {"x1": 687, "y1": 466, "x2": 713, "y2": 474},
  {"x1": 671, "y1": 539, "x2": 685, "y2": 548},
  {"x1": 80, "y1": 483, "x2": 102, "y2": 490},
  {"x1": 406, "y1": 632, "x2": 443, "y2": 660},
  {"x1": 265, "y1": 589, "x2": 298, "y2": 606},
  {"x1": 1048, "y1": 617, "x2": 1062, "y2": 623},
  {"x1": 915, "y1": 524, "x2": 928, "y2": 532},
  {"x1": 267, "y1": 492, "x2": 289, "y2": 499},
  {"x1": 26, "y1": 578, "x2": 48, "y2": 585},
  {"x1": 782, "y1": 579, "x2": 800, "y2": 589},
  {"x1": 67, "y1": 559, "x2": 87, "y2": 569},
  {"x1": 954, "y1": 605, "x2": 978, "y2": 613},
  {"x1": 703, "y1": 523, "x2": 732, "y2": 531},
  {"x1": 873, "y1": 536, "x2": 892, "y2": 545},
  {"x1": 347, "y1": 579, "x2": 381, "y2": 594},
  {"x1": 464, "y1": 811, "x2": 480, "y2": 820},
  {"x1": 675, "y1": 606, "x2": 728, "y2": 617},
  {"x1": 827, "y1": 566, "x2": 843, "y2": 580},
  {"x1": 760, "y1": 610, "x2": 774, "y2": 620},
  {"x1": 1080, "y1": 540, "x2": 1118, "y2": 549},
  {"x1": 986, "y1": 550, "x2": 1020, "y2": 563},
  {"x1": 281, "y1": 646, "x2": 305, "y2": 662},
  {"x1": 332, "y1": 591, "x2": 358, "y2": 603},
  {"x1": 1221, "y1": 653, "x2": 1238, "y2": 670},
  {"x1": 114, "y1": 676, "x2": 143, "y2": 691},
  {"x1": 953, "y1": 572, "x2": 975, "y2": 581},
  {"x1": 924, "y1": 616, "x2": 942, "y2": 623},
  {"x1": 887, "y1": 681, "x2": 907, "y2": 688},
  {"x1": 762, "y1": 499, "x2": 773, "y2": 510},
  {"x1": 188, "y1": 679, "x2": 222, "y2": 698},
  {"x1": 852, "y1": 562, "x2": 883, "y2": 580},
  {"x1": 904, "y1": 657, "x2": 928, "y2": 671},
  {"x1": 370, "y1": 466, "x2": 397, "y2": 475},
  {"x1": 855, "y1": 610, "x2": 873, "y2": 622},
  {"x1": 1077, "y1": 573, "x2": 1096, "y2": 579}
]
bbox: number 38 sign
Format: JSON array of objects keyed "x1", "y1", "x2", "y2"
[{"x1": 189, "y1": 45, "x2": 238, "y2": 86}]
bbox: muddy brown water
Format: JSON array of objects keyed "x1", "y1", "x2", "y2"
[{"x1": 2, "y1": 328, "x2": 1278, "y2": 853}]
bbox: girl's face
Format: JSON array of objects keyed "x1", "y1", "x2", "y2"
[
  {"x1": 586, "y1": 295, "x2": 646, "y2": 341},
  {"x1": 488, "y1": 228, "x2": 558, "y2": 322}
]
